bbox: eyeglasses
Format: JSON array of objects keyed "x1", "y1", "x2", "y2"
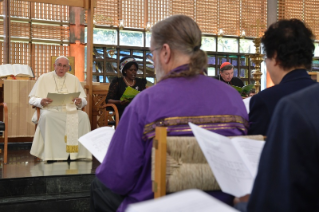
[
  {"x1": 146, "y1": 47, "x2": 162, "y2": 65},
  {"x1": 150, "y1": 47, "x2": 161, "y2": 54},
  {"x1": 57, "y1": 63, "x2": 69, "y2": 69}
]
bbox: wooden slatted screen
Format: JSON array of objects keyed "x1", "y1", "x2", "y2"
[
  {"x1": 242, "y1": 0, "x2": 267, "y2": 37},
  {"x1": 11, "y1": 22, "x2": 31, "y2": 38},
  {"x1": 0, "y1": 42, "x2": 3, "y2": 65},
  {"x1": 94, "y1": 0, "x2": 119, "y2": 26},
  {"x1": 148, "y1": 0, "x2": 171, "y2": 27},
  {"x1": 278, "y1": 0, "x2": 304, "y2": 21},
  {"x1": 31, "y1": 2, "x2": 69, "y2": 22},
  {"x1": 10, "y1": 0, "x2": 30, "y2": 18},
  {"x1": 195, "y1": 0, "x2": 218, "y2": 34},
  {"x1": 303, "y1": 0, "x2": 319, "y2": 39},
  {"x1": 0, "y1": 20, "x2": 4, "y2": 36},
  {"x1": 172, "y1": 0, "x2": 194, "y2": 19},
  {"x1": 121, "y1": 0, "x2": 145, "y2": 28},
  {"x1": 10, "y1": 42, "x2": 31, "y2": 66},
  {"x1": 278, "y1": 0, "x2": 319, "y2": 40},
  {"x1": 32, "y1": 24, "x2": 69, "y2": 41},
  {"x1": 32, "y1": 44, "x2": 69, "y2": 79},
  {"x1": 218, "y1": 0, "x2": 240, "y2": 36},
  {"x1": 0, "y1": 2, "x2": 3, "y2": 16}
]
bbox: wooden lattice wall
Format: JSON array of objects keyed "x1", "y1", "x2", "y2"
[{"x1": 278, "y1": 0, "x2": 319, "y2": 39}]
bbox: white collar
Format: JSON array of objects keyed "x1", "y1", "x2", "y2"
[{"x1": 53, "y1": 71, "x2": 67, "y2": 79}]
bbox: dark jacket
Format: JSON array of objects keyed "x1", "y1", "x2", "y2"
[
  {"x1": 213, "y1": 75, "x2": 244, "y2": 87},
  {"x1": 248, "y1": 69, "x2": 316, "y2": 135},
  {"x1": 248, "y1": 83, "x2": 319, "y2": 212}
]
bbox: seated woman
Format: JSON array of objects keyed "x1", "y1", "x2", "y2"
[{"x1": 105, "y1": 57, "x2": 147, "y2": 118}]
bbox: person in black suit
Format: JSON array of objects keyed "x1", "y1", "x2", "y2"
[
  {"x1": 236, "y1": 83, "x2": 319, "y2": 212},
  {"x1": 248, "y1": 19, "x2": 316, "y2": 136},
  {"x1": 214, "y1": 62, "x2": 244, "y2": 87}
]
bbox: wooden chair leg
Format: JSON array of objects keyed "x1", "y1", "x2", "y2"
[
  {"x1": 0, "y1": 103, "x2": 8, "y2": 164},
  {"x1": 153, "y1": 127, "x2": 167, "y2": 198}
]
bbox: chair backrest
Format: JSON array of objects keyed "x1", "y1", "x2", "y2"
[
  {"x1": 152, "y1": 126, "x2": 264, "y2": 198},
  {"x1": 85, "y1": 83, "x2": 119, "y2": 129}
]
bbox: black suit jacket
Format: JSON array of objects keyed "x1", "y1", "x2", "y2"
[
  {"x1": 248, "y1": 69, "x2": 316, "y2": 135},
  {"x1": 247, "y1": 83, "x2": 319, "y2": 212},
  {"x1": 213, "y1": 75, "x2": 244, "y2": 87}
]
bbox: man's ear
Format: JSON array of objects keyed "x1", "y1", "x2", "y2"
[
  {"x1": 161, "y1": 43, "x2": 171, "y2": 64},
  {"x1": 273, "y1": 52, "x2": 280, "y2": 66}
]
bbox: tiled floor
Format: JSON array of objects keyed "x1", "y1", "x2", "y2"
[{"x1": 0, "y1": 143, "x2": 100, "y2": 179}]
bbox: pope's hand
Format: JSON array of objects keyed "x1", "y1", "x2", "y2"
[
  {"x1": 73, "y1": 98, "x2": 82, "y2": 106},
  {"x1": 41, "y1": 98, "x2": 53, "y2": 107}
]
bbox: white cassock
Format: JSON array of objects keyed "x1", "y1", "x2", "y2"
[{"x1": 29, "y1": 71, "x2": 92, "y2": 161}]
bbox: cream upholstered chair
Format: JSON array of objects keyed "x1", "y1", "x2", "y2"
[
  {"x1": 0, "y1": 103, "x2": 8, "y2": 164},
  {"x1": 152, "y1": 126, "x2": 264, "y2": 198}
]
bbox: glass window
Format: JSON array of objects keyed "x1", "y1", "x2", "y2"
[
  {"x1": 240, "y1": 69, "x2": 248, "y2": 78},
  {"x1": 240, "y1": 39, "x2": 256, "y2": 54},
  {"x1": 105, "y1": 62, "x2": 117, "y2": 74},
  {"x1": 207, "y1": 55, "x2": 216, "y2": 65},
  {"x1": 146, "y1": 77, "x2": 155, "y2": 87},
  {"x1": 146, "y1": 32, "x2": 151, "y2": 47},
  {"x1": 201, "y1": 36, "x2": 216, "y2": 52},
  {"x1": 85, "y1": 28, "x2": 117, "y2": 45},
  {"x1": 120, "y1": 30, "x2": 143, "y2": 46},
  {"x1": 218, "y1": 37, "x2": 238, "y2": 53},
  {"x1": 106, "y1": 76, "x2": 117, "y2": 83},
  {"x1": 314, "y1": 43, "x2": 319, "y2": 57},
  {"x1": 93, "y1": 61, "x2": 103, "y2": 73},
  {"x1": 207, "y1": 67, "x2": 215, "y2": 76},
  {"x1": 93, "y1": 47, "x2": 104, "y2": 59},
  {"x1": 105, "y1": 48, "x2": 117, "y2": 59}
]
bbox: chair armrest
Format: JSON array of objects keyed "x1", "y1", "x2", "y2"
[
  {"x1": 102, "y1": 103, "x2": 119, "y2": 128},
  {"x1": 0, "y1": 103, "x2": 8, "y2": 164},
  {"x1": 0, "y1": 103, "x2": 8, "y2": 127}
]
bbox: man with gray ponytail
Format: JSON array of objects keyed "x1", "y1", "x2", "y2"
[{"x1": 91, "y1": 15, "x2": 248, "y2": 212}]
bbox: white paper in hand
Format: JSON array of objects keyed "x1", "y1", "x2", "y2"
[
  {"x1": 125, "y1": 189, "x2": 239, "y2": 212},
  {"x1": 78, "y1": 126, "x2": 115, "y2": 163},
  {"x1": 189, "y1": 122, "x2": 263, "y2": 197}
]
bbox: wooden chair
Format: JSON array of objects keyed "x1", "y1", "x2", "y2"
[
  {"x1": 152, "y1": 126, "x2": 264, "y2": 198},
  {"x1": 87, "y1": 84, "x2": 119, "y2": 129},
  {"x1": 0, "y1": 103, "x2": 8, "y2": 164},
  {"x1": 100, "y1": 103, "x2": 119, "y2": 128}
]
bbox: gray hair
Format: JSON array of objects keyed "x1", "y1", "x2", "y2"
[
  {"x1": 54, "y1": 56, "x2": 70, "y2": 65},
  {"x1": 151, "y1": 15, "x2": 207, "y2": 78}
]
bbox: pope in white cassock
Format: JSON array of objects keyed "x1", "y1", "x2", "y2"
[{"x1": 29, "y1": 56, "x2": 92, "y2": 161}]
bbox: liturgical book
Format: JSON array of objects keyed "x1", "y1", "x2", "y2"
[
  {"x1": 125, "y1": 189, "x2": 239, "y2": 212},
  {"x1": 47, "y1": 92, "x2": 80, "y2": 106},
  {"x1": 189, "y1": 122, "x2": 265, "y2": 197},
  {"x1": 0, "y1": 64, "x2": 34, "y2": 77}
]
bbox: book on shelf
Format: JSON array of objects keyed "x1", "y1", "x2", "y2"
[{"x1": 0, "y1": 64, "x2": 34, "y2": 78}]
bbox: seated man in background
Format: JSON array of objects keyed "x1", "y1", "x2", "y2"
[
  {"x1": 29, "y1": 56, "x2": 92, "y2": 161},
  {"x1": 91, "y1": 15, "x2": 248, "y2": 212},
  {"x1": 248, "y1": 19, "x2": 316, "y2": 136},
  {"x1": 237, "y1": 83, "x2": 319, "y2": 212},
  {"x1": 214, "y1": 62, "x2": 244, "y2": 87}
]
